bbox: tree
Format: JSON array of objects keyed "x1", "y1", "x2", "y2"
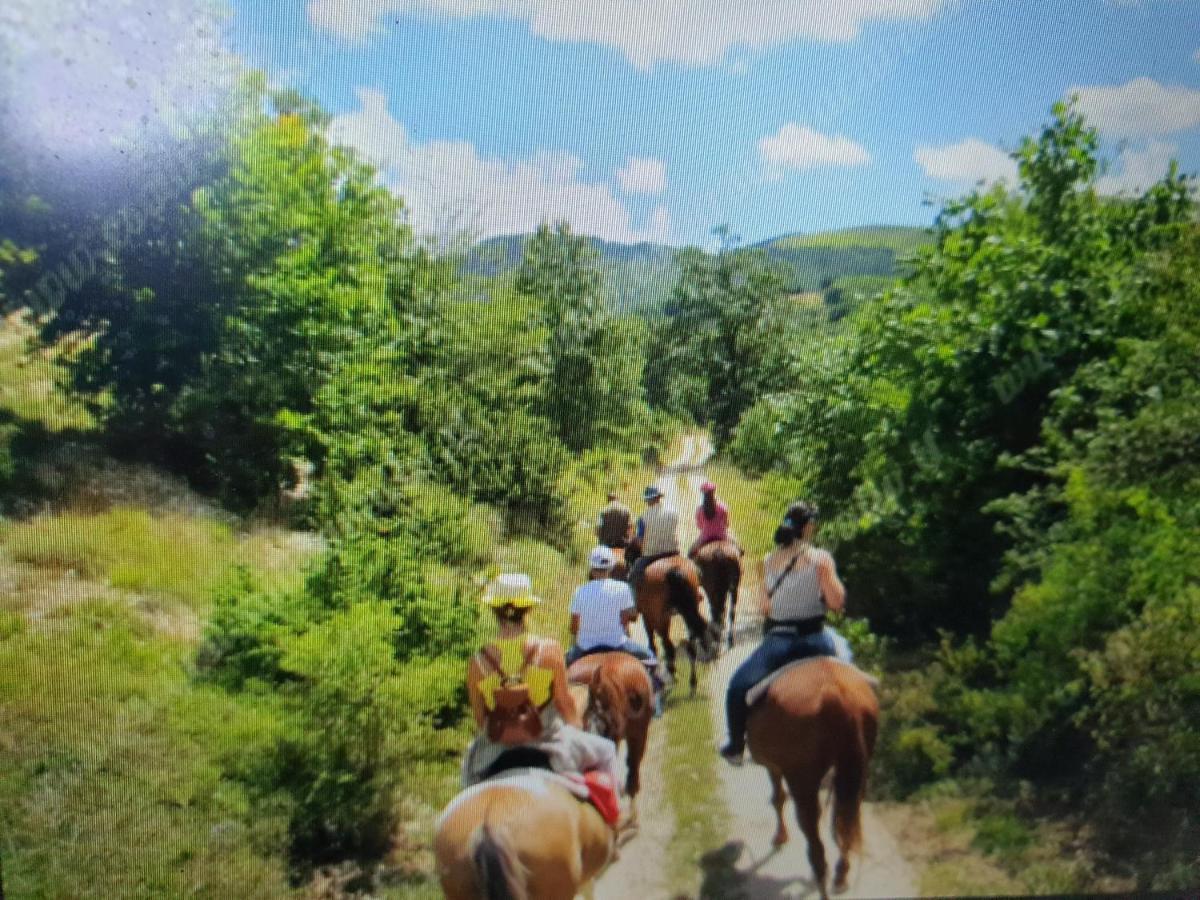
[
  {"x1": 516, "y1": 223, "x2": 647, "y2": 451},
  {"x1": 650, "y1": 227, "x2": 787, "y2": 444}
]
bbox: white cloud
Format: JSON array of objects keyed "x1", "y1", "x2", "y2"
[
  {"x1": 758, "y1": 123, "x2": 871, "y2": 174},
  {"x1": 1071, "y1": 77, "x2": 1200, "y2": 138},
  {"x1": 914, "y1": 137, "x2": 1018, "y2": 185},
  {"x1": 328, "y1": 88, "x2": 672, "y2": 245},
  {"x1": 307, "y1": 0, "x2": 949, "y2": 68},
  {"x1": 1095, "y1": 140, "x2": 1178, "y2": 195},
  {"x1": 616, "y1": 156, "x2": 667, "y2": 195}
]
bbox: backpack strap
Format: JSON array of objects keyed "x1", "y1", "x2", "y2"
[
  {"x1": 479, "y1": 645, "x2": 505, "y2": 675},
  {"x1": 767, "y1": 551, "x2": 805, "y2": 599}
]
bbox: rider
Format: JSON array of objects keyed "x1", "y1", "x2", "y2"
[
  {"x1": 566, "y1": 545, "x2": 667, "y2": 714},
  {"x1": 627, "y1": 484, "x2": 681, "y2": 587},
  {"x1": 718, "y1": 502, "x2": 844, "y2": 765},
  {"x1": 463, "y1": 573, "x2": 620, "y2": 787},
  {"x1": 596, "y1": 492, "x2": 633, "y2": 549},
  {"x1": 687, "y1": 480, "x2": 742, "y2": 558}
]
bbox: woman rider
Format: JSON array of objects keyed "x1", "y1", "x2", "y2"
[
  {"x1": 718, "y1": 502, "x2": 844, "y2": 765},
  {"x1": 463, "y1": 573, "x2": 620, "y2": 787},
  {"x1": 687, "y1": 480, "x2": 742, "y2": 558}
]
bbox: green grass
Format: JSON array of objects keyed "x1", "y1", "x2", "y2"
[
  {"x1": 662, "y1": 692, "x2": 739, "y2": 897},
  {"x1": 0, "y1": 507, "x2": 309, "y2": 608},
  {"x1": 0, "y1": 599, "x2": 294, "y2": 899}
]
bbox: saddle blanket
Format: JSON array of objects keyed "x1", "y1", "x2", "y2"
[
  {"x1": 746, "y1": 656, "x2": 881, "y2": 708},
  {"x1": 479, "y1": 767, "x2": 621, "y2": 828}
]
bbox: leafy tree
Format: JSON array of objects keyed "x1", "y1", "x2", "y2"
[
  {"x1": 649, "y1": 227, "x2": 788, "y2": 444},
  {"x1": 516, "y1": 223, "x2": 648, "y2": 451},
  {"x1": 753, "y1": 103, "x2": 1193, "y2": 639}
]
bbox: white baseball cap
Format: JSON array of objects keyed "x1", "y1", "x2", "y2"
[{"x1": 588, "y1": 545, "x2": 616, "y2": 570}]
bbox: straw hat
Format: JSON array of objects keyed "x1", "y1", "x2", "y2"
[{"x1": 481, "y1": 572, "x2": 542, "y2": 608}]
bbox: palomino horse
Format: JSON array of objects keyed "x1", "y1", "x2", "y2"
[
  {"x1": 746, "y1": 658, "x2": 879, "y2": 899},
  {"x1": 625, "y1": 538, "x2": 717, "y2": 693},
  {"x1": 692, "y1": 540, "x2": 742, "y2": 648},
  {"x1": 567, "y1": 652, "x2": 654, "y2": 822},
  {"x1": 434, "y1": 770, "x2": 615, "y2": 899}
]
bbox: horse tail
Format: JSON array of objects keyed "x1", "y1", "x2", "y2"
[
  {"x1": 665, "y1": 566, "x2": 708, "y2": 640},
  {"x1": 470, "y1": 820, "x2": 528, "y2": 900},
  {"x1": 832, "y1": 711, "x2": 871, "y2": 858}
]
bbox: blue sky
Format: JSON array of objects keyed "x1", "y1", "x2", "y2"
[
  {"x1": 12, "y1": 1, "x2": 1197, "y2": 248},
  {"x1": 219, "y1": 0, "x2": 1200, "y2": 246}
]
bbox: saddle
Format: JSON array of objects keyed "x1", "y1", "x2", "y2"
[
  {"x1": 478, "y1": 764, "x2": 622, "y2": 829},
  {"x1": 745, "y1": 656, "x2": 880, "y2": 708}
]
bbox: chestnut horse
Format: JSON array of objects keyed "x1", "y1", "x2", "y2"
[
  {"x1": 625, "y1": 538, "x2": 717, "y2": 693},
  {"x1": 567, "y1": 652, "x2": 654, "y2": 822},
  {"x1": 693, "y1": 540, "x2": 742, "y2": 648},
  {"x1": 434, "y1": 772, "x2": 614, "y2": 900},
  {"x1": 746, "y1": 658, "x2": 879, "y2": 899}
]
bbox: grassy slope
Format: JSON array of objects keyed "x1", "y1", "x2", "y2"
[{"x1": 0, "y1": 317, "x2": 316, "y2": 898}]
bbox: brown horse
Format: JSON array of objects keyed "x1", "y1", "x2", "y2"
[
  {"x1": 567, "y1": 652, "x2": 654, "y2": 822},
  {"x1": 693, "y1": 540, "x2": 742, "y2": 648},
  {"x1": 746, "y1": 658, "x2": 879, "y2": 899},
  {"x1": 625, "y1": 538, "x2": 717, "y2": 693},
  {"x1": 434, "y1": 772, "x2": 615, "y2": 899}
]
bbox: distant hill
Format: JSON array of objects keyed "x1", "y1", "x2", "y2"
[
  {"x1": 751, "y1": 225, "x2": 933, "y2": 293},
  {"x1": 461, "y1": 225, "x2": 933, "y2": 313},
  {"x1": 461, "y1": 234, "x2": 679, "y2": 312}
]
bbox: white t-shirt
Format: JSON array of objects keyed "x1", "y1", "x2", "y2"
[{"x1": 569, "y1": 578, "x2": 636, "y2": 650}]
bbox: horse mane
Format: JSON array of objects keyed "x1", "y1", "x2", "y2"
[{"x1": 470, "y1": 820, "x2": 528, "y2": 900}]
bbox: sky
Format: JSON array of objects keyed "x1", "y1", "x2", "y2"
[{"x1": 4, "y1": 1, "x2": 1200, "y2": 247}]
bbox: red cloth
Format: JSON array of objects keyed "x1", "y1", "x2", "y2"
[{"x1": 582, "y1": 770, "x2": 621, "y2": 827}]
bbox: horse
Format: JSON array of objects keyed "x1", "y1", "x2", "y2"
[
  {"x1": 692, "y1": 540, "x2": 742, "y2": 647},
  {"x1": 567, "y1": 652, "x2": 654, "y2": 823},
  {"x1": 625, "y1": 537, "x2": 718, "y2": 693},
  {"x1": 746, "y1": 658, "x2": 879, "y2": 899},
  {"x1": 434, "y1": 766, "x2": 615, "y2": 900},
  {"x1": 608, "y1": 545, "x2": 629, "y2": 582}
]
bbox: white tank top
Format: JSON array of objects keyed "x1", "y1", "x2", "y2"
[{"x1": 766, "y1": 547, "x2": 830, "y2": 621}]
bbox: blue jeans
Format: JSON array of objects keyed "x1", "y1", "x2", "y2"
[
  {"x1": 566, "y1": 637, "x2": 658, "y2": 668},
  {"x1": 724, "y1": 629, "x2": 835, "y2": 751}
]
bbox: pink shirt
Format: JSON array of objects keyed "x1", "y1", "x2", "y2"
[{"x1": 695, "y1": 501, "x2": 730, "y2": 542}]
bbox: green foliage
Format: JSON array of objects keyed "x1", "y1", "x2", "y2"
[
  {"x1": 515, "y1": 223, "x2": 650, "y2": 452},
  {"x1": 648, "y1": 228, "x2": 789, "y2": 443},
  {"x1": 0, "y1": 600, "x2": 293, "y2": 899},
  {"x1": 274, "y1": 603, "x2": 426, "y2": 860}
]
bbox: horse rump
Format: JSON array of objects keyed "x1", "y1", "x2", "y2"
[{"x1": 470, "y1": 821, "x2": 528, "y2": 900}]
